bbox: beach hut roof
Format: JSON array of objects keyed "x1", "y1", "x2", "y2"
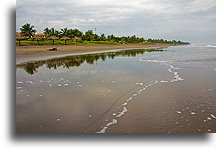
[
  {"x1": 47, "y1": 36, "x2": 59, "y2": 40},
  {"x1": 16, "y1": 32, "x2": 22, "y2": 35},
  {"x1": 60, "y1": 36, "x2": 71, "y2": 40},
  {"x1": 32, "y1": 36, "x2": 44, "y2": 39},
  {"x1": 16, "y1": 36, "x2": 29, "y2": 40},
  {"x1": 73, "y1": 37, "x2": 82, "y2": 40},
  {"x1": 35, "y1": 33, "x2": 45, "y2": 36}
]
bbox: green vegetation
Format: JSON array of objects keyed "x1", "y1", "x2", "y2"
[
  {"x1": 16, "y1": 23, "x2": 190, "y2": 46},
  {"x1": 19, "y1": 23, "x2": 36, "y2": 38},
  {"x1": 16, "y1": 47, "x2": 165, "y2": 75}
]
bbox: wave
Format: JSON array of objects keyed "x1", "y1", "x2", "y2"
[
  {"x1": 206, "y1": 45, "x2": 216, "y2": 48},
  {"x1": 190, "y1": 44, "x2": 216, "y2": 48}
]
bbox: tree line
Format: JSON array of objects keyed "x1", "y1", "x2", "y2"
[{"x1": 17, "y1": 23, "x2": 190, "y2": 44}]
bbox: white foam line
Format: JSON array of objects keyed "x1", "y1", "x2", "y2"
[
  {"x1": 47, "y1": 79, "x2": 53, "y2": 83},
  {"x1": 17, "y1": 81, "x2": 23, "y2": 84},
  {"x1": 133, "y1": 93, "x2": 137, "y2": 96},
  {"x1": 116, "y1": 107, "x2": 128, "y2": 118},
  {"x1": 139, "y1": 58, "x2": 184, "y2": 83},
  {"x1": 126, "y1": 97, "x2": 133, "y2": 102},
  {"x1": 207, "y1": 117, "x2": 211, "y2": 120},
  {"x1": 191, "y1": 112, "x2": 196, "y2": 115},
  {"x1": 96, "y1": 80, "x2": 160, "y2": 133},
  {"x1": 97, "y1": 119, "x2": 117, "y2": 133},
  {"x1": 177, "y1": 111, "x2": 182, "y2": 114},
  {"x1": 173, "y1": 72, "x2": 178, "y2": 75},
  {"x1": 121, "y1": 102, "x2": 127, "y2": 107},
  {"x1": 210, "y1": 114, "x2": 216, "y2": 119},
  {"x1": 97, "y1": 59, "x2": 184, "y2": 133},
  {"x1": 136, "y1": 82, "x2": 143, "y2": 86},
  {"x1": 26, "y1": 80, "x2": 33, "y2": 84},
  {"x1": 160, "y1": 80, "x2": 168, "y2": 83}
]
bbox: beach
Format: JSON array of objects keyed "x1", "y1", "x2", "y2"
[
  {"x1": 16, "y1": 44, "x2": 216, "y2": 133},
  {"x1": 16, "y1": 44, "x2": 171, "y2": 60}
]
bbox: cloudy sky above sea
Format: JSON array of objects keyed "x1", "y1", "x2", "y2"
[{"x1": 16, "y1": 0, "x2": 215, "y2": 43}]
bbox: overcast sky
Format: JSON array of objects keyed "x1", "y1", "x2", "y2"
[{"x1": 16, "y1": 0, "x2": 215, "y2": 43}]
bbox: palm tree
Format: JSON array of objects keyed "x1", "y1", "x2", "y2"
[
  {"x1": 43, "y1": 27, "x2": 59, "y2": 37},
  {"x1": 60, "y1": 28, "x2": 68, "y2": 37},
  {"x1": 43, "y1": 27, "x2": 50, "y2": 37},
  {"x1": 20, "y1": 23, "x2": 36, "y2": 38},
  {"x1": 100, "y1": 34, "x2": 106, "y2": 41}
]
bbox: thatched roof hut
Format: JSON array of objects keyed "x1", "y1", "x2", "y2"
[
  {"x1": 16, "y1": 36, "x2": 29, "y2": 46},
  {"x1": 60, "y1": 36, "x2": 71, "y2": 40},
  {"x1": 32, "y1": 36, "x2": 44, "y2": 40},
  {"x1": 32, "y1": 36, "x2": 44, "y2": 45},
  {"x1": 47, "y1": 36, "x2": 59, "y2": 40},
  {"x1": 60, "y1": 36, "x2": 71, "y2": 45},
  {"x1": 73, "y1": 37, "x2": 82, "y2": 41},
  {"x1": 47, "y1": 36, "x2": 59, "y2": 45},
  {"x1": 72, "y1": 37, "x2": 82, "y2": 45},
  {"x1": 16, "y1": 36, "x2": 29, "y2": 40}
]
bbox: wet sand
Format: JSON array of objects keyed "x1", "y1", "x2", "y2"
[
  {"x1": 16, "y1": 44, "x2": 170, "y2": 60},
  {"x1": 16, "y1": 45, "x2": 216, "y2": 133},
  {"x1": 86, "y1": 57, "x2": 215, "y2": 133}
]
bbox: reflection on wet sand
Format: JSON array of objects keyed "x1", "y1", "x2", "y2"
[
  {"x1": 16, "y1": 45, "x2": 215, "y2": 133},
  {"x1": 16, "y1": 48, "x2": 164, "y2": 75}
]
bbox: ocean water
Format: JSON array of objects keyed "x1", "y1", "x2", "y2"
[{"x1": 16, "y1": 44, "x2": 216, "y2": 133}]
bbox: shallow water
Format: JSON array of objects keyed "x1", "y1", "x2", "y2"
[{"x1": 16, "y1": 45, "x2": 216, "y2": 133}]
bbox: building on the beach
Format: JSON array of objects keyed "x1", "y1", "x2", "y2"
[
  {"x1": 34, "y1": 33, "x2": 46, "y2": 38},
  {"x1": 16, "y1": 32, "x2": 22, "y2": 38}
]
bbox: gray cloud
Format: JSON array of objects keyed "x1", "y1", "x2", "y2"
[{"x1": 16, "y1": 0, "x2": 215, "y2": 43}]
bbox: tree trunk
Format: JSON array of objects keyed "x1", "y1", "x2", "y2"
[
  {"x1": 52, "y1": 40, "x2": 54, "y2": 45},
  {"x1": 65, "y1": 40, "x2": 66, "y2": 45},
  {"x1": 19, "y1": 40, "x2": 21, "y2": 46}
]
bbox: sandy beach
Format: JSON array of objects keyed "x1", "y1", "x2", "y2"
[{"x1": 16, "y1": 44, "x2": 171, "y2": 60}]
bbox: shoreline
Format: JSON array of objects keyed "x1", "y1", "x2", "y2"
[{"x1": 16, "y1": 44, "x2": 174, "y2": 60}]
